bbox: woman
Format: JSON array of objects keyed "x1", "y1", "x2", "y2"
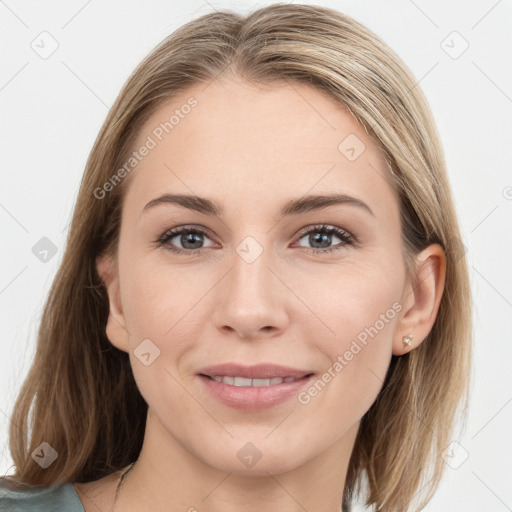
[{"x1": 0, "y1": 3, "x2": 472, "y2": 511}]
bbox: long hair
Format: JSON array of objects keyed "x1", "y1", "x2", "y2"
[{"x1": 5, "y1": 4, "x2": 472, "y2": 511}]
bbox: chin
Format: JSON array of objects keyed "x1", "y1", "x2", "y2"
[{"x1": 201, "y1": 436, "x2": 311, "y2": 477}]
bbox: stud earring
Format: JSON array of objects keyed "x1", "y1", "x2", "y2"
[{"x1": 402, "y1": 335, "x2": 413, "y2": 346}]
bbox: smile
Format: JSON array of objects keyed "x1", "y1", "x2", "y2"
[
  {"x1": 205, "y1": 375, "x2": 300, "y2": 386},
  {"x1": 198, "y1": 373, "x2": 314, "y2": 410}
]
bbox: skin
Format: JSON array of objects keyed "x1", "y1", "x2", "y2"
[{"x1": 74, "y1": 76, "x2": 446, "y2": 512}]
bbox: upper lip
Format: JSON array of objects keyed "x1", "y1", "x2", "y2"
[{"x1": 197, "y1": 363, "x2": 314, "y2": 380}]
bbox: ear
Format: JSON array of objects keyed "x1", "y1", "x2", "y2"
[
  {"x1": 393, "y1": 243, "x2": 447, "y2": 355},
  {"x1": 96, "y1": 252, "x2": 130, "y2": 353}
]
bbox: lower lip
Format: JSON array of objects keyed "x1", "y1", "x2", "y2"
[{"x1": 198, "y1": 374, "x2": 314, "y2": 410}]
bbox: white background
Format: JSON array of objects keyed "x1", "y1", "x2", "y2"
[{"x1": 1, "y1": 1, "x2": 511, "y2": 510}]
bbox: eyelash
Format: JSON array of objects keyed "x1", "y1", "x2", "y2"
[{"x1": 154, "y1": 224, "x2": 356, "y2": 256}]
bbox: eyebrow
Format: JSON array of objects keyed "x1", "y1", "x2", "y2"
[{"x1": 142, "y1": 193, "x2": 375, "y2": 217}]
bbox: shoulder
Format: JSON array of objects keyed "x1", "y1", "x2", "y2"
[{"x1": 0, "y1": 475, "x2": 85, "y2": 512}]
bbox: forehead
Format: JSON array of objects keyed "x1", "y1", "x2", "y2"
[{"x1": 123, "y1": 77, "x2": 398, "y2": 221}]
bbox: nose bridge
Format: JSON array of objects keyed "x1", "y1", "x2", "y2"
[
  {"x1": 238, "y1": 237, "x2": 269, "y2": 283},
  {"x1": 230, "y1": 234, "x2": 277, "y2": 306},
  {"x1": 212, "y1": 233, "x2": 289, "y2": 337}
]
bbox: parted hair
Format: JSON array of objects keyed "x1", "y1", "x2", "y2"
[{"x1": 5, "y1": 4, "x2": 472, "y2": 511}]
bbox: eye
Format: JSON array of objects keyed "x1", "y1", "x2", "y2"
[
  {"x1": 155, "y1": 226, "x2": 216, "y2": 255},
  {"x1": 155, "y1": 223, "x2": 356, "y2": 256},
  {"x1": 294, "y1": 224, "x2": 355, "y2": 254}
]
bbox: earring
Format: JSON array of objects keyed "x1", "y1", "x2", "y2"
[{"x1": 402, "y1": 335, "x2": 413, "y2": 346}]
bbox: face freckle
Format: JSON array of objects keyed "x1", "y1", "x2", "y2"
[{"x1": 110, "y1": 77, "x2": 409, "y2": 479}]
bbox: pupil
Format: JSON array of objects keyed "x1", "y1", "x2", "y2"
[
  {"x1": 311, "y1": 232, "x2": 331, "y2": 248},
  {"x1": 182, "y1": 233, "x2": 203, "y2": 249},
  {"x1": 178, "y1": 231, "x2": 334, "y2": 250}
]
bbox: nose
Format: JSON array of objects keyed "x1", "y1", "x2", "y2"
[{"x1": 211, "y1": 239, "x2": 290, "y2": 340}]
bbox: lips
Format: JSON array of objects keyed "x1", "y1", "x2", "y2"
[
  {"x1": 196, "y1": 363, "x2": 315, "y2": 410},
  {"x1": 197, "y1": 364, "x2": 314, "y2": 412},
  {"x1": 197, "y1": 363, "x2": 314, "y2": 380},
  {"x1": 207, "y1": 375, "x2": 299, "y2": 387}
]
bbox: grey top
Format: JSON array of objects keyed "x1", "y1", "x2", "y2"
[{"x1": 0, "y1": 476, "x2": 85, "y2": 511}]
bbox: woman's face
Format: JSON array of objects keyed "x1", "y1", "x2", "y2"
[{"x1": 99, "y1": 76, "x2": 417, "y2": 475}]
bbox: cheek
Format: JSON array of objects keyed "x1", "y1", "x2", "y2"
[
  {"x1": 119, "y1": 246, "x2": 195, "y2": 338},
  {"x1": 118, "y1": 259, "x2": 201, "y2": 406},
  {"x1": 118, "y1": 250, "x2": 220, "y2": 383},
  {"x1": 299, "y1": 253, "x2": 404, "y2": 339},
  {"x1": 298, "y1": 258, "x2": 403, "y2": 407}
]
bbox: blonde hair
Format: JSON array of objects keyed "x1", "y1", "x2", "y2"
[{"x1": 5, "y1": 4, "x2": 472, "y2": 511}]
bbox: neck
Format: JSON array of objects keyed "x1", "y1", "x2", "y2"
[{"x1": 115, "y1": 409, "x2": 358, "y2": 512}]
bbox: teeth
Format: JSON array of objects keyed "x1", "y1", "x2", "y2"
[
  {"x1": 234, "y1": 377, "x2": 253, "y2": 387},
  {"x1": 210, "y1": 375, "x2": 299, "y2": 387}
]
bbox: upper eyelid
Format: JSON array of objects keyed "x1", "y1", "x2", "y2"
[
  {"x1": 295, "y1": 224, "x2": 351, "y2": 237},
  {"x1": 159, "y1": 223, "x2": 354, "y2": 245}
]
